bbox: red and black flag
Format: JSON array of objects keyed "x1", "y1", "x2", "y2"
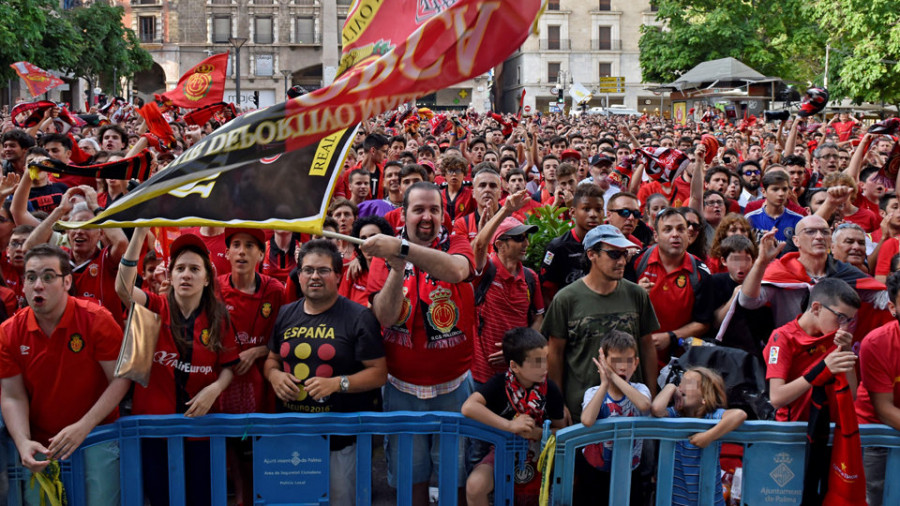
[
  {"x1": 183, "y1": 102, "x2": 238, "y2": 127},
  {"x1": 29, "y1": 150, "x2": 154, "y2": 182},
  {"x1": 62, "y1": 0, "x2": 543, "y2": 235}
]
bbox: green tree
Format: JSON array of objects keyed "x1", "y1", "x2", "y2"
[
  {"x1": 639, "y1": 0, "x2": 825, "y2": 86},
  {"x1": 814, "y1": 0, "x2": 900, "y2": 109},
  {"x1": 62, "y1": 2, "x2": 153, "y2": 98},
  {"x1": 0, "y1": 0, "x2": 70, "y2": 82}
]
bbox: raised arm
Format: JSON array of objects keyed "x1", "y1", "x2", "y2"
[{"x1": 115, "y1": 227, "x2": 150, "y2": 307}]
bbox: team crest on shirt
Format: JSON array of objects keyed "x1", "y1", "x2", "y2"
[
  {"x1": 200, "y1": 329, "x2": 211, "y2": 346},
  {"x1": 88, "y1": 264, "x2": 99, "y2": 277},
  {"x1": 395, "y1": 287, "x2": 412, "y2": 326},
  {"x1": 769, "y1": 346, "x2": 779, "y2": 364},
  {"x1": 260, "y1": 302, "x2": 273, "y2": 318},
  {"x1": 675, "y1": 274, "x2": 687, "y2": 289},
  {"x1": 426, "y1": 286, "x2": 458, "y2": 333},
  {"x1": 807, "y1": 344, "x2": 827, "y2": 356},
  {"x1": 543, "y1": 251, "x2": 554, "y2": 265},
  {"x1": 68, "y1": 333, "x2": 84, "y2": 353}
]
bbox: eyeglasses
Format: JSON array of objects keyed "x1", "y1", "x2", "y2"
[
  {"x1": 703, "y1": 200, "x2": 725, "y2": 207},
  {"x1": 818, "y1": 154, "x2": 839, "y2": 160},
  {"x1": 597, "y1": 248, "x2": 630, "y2": 260},
  {"x1": 799, "y1": 227, "x2": 831, "y2": 237},
  {"x1": 609, "y1": 209, "x2": 642, "y2": 219},
  {"x1": 502, "y1": 235, "x2": 528, "y2": 243},
  {"x1": 300, "y1": 267, "x2": 334, "y2": 277},
  {"x1": 24, "y1": 270, "x2": 65, "y2": 285},
  {"x1": 8, "y1": 240, "x2": 24, "y2": 249},
  {"x1": 686, "y1": 221, "x2": 702, "y2": 230},
  {"x1": 821, "y1": 304, "x2": 853, "y2": 325},
  {"x1": 742, "y1": 169, "x2": 761, "y2": 176}
]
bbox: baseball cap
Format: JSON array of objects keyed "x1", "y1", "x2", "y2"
[
  {"x1": 583, "y1": 225, "x2": 640, "y2": 251},
  {"x1": 224, "y1": 228, "x2": 266, "y2": 249},
  {"x1": 588, "y1": 154, "x2": 614, "y2": 167},
  {"x1": 491, "y1": 217, "x2": 537, "y2": 245},
  {"x1": 169, "y1": 233, "x2": 210, "y2": 260},
  {"x1": 560, "y1": 149, "x2": 582, "y2": 161}
]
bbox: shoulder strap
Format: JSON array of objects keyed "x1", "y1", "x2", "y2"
[
  {"x1": 687, "y1": 254, "x2": 701, "y2": 295},
  {"x1": 634, "y1": 245, "x2": 656, "y2": 277},
  {"x1": 524, "y1": 267, "x2": 537, "y2": 316},
  {"x1": 474, "y1": 261, "x2": 497, "y2": 306}
]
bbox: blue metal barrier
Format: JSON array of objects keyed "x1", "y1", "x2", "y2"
[
  {"x1": 549, "y1": 418, "x2": 900, "y2": 505},
  {"x1": 5, "y1": 412, "x2": 528, "y2": 506}
]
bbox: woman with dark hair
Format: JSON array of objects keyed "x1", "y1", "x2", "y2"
[
  {"x1": 339, "y1": 215, "x2": 393, "y2": 307},
  {"x1": 116, "y1": 228, "x2": 238, "y2": 506},
  {"x1": 681, "y1": 207, "x2": 709, "y2": 263},
  {"x1": 707, "y1": 213, "x2": 757, "y2": 273}
]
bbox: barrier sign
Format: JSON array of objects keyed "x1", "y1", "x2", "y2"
[
  {"x1": 741, "y1": 443, "x2": 805, "y2": 505},
  {"x1": 253, "y1": 435, "x2": 330, "y2": 503}
]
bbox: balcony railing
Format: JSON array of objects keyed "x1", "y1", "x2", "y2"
[{"x1": 539, "y1": 39, "x2": 571, "y2": 51}]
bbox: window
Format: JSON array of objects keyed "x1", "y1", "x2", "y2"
[
  {"x1": 598, "y1": 0, "x2": 611, "y2": 10},
  {"x1": 255, "y1": 16, "x2": 273, "y2": 44},
  {"x1": 296, "y1": 16, "x2": 316, "y2": 43},
  {"x1": 139, "y1": 16, "x2": 156, "y2": 43},
  {"x1": 599, "y1": 63, "x2": 612, "y2": 78},
  {"x1": 547, "y1": 25, "x2": 560, "y2": 50},
  {"x1": 212, "y1": 16, "x2": 231, "y2": 43},
  {"x1": 548, "y1": 62, "x2": 560, "y2": 83},
  {"x1": 547, "y1": 0, "x2": 559, "y2": 10},
  {"x1": 256, "y1": 54, "x2": 273, "y2": 76},
  {"x1": 597, "y1": 26, "x2": 611, "y2": 50},
  {"x1": 337, "y1": 16, "x2": 346, "y2": 44},
  {"x1": 517, "y1": 66, "x2": 521, "y2": 85},
  {"x1": 650, "y1": 1, "x2": 658, "y2": 11}
]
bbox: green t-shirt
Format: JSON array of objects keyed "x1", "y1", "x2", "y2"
[{"x1": 542, "y1": 278, "x2": 660, "y2": 422}]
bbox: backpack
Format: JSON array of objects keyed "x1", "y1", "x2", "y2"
[{"x1": 633, "y1": 245, "x2": 704, "y2": 295}]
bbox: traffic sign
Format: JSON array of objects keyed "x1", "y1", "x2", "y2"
[
  {"x1": 550, "y1": 87, "x2": 559, "y2": 94},
  {"x1": 524, "y1": 105, "x2": 532, "y2": 113},
  {"x1": 598, "y1": 76, "x2": 624, "y2": 83},
  {"x1": 597, "y1": 88, "x2": 624, "y2": 94}
]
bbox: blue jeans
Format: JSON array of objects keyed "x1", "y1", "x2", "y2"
[{"x1": 382, "y1": 374, "x2": 473, "y2": 487}]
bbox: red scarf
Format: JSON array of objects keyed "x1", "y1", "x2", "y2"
[{"x1": 504, "y1": 370, "x2": 547, "y2": 423}]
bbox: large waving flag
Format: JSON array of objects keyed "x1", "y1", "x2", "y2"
[
  {"x1": 157, "y1": 52, "x2": 229, "y2": 109},
  {"x1": 62, "y1": 0, "x2": 543, "y2": 235},
  {"x1": 10, "y1": 62, "x2": 65, "y2": 98}
]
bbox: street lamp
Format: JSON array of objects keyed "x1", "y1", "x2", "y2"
[
  {"x1": 228, "y1": 36, "x2": 247, "y2": 107},
  {"x1": 281, "y1": 69, "x2": 293, "y2": 101}
]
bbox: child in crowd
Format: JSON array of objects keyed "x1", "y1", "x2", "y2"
[
  {"x1": 652, "y1": 367, "x2": 747, "y2": 506},
  {"x1": 462, "y1": 328, "x2": 566, "y2": 506},
  {"x1": 579, "y1": 330, "x2": 652, "y2": 502}
]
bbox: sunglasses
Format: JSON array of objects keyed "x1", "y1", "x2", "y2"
[
  {"x1": 597, "y1": 248, "x2": 630, "y2": 260},
  {"x1": 687, "y1": 221, "x2": 702, "y2": 230},
  {"x1": 503, "y1": 235, "x2": 528, "y2": 243},
  {"x1": 609, "y1": 208, "x2": 642, "y2": 219},
  {"x1": 743, "y1": 169, "x2": 761, "y2": 176}
]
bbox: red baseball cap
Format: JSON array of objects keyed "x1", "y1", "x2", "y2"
[
  {"x1": 169, "y1": 233, "x2": 209, "y2": 261},
  {"x1": 560, "y1": 149, "x2": 582, "y2": 161},
  {"x1": 224, "y1": 228, "x2": 266, "y2": 249},
  {"x1": 491, "y1": 217, "x2": 537, "y2": 245}
]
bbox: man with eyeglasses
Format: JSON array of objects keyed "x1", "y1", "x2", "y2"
[
  {"x1": 265, "y1": 239, "x2": 386, "y2": 506},
  {"x1": 627, "y1": 208, "x2": 715, "y2": 370},
  {"x1": 544, "y1": 224, "x2": 658, "y2": 426},
  {"x1": 737, "y1": 160, "x2": 764, "y2": 209},
  {"x1": 739, "y1": 217, "x2": 889, "y2": 337},
  {"x1": 0, "y1": 244, "x2": 128, "y2": 505},
  {"x1": 813, "y1": 142, "x2": 841, "y2": 177}
]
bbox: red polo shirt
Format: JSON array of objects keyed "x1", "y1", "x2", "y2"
[
  {"x1": 69, "y1": 246, "x2": 125, "y2": 326},
  {"x1": 856, "y1": 321, "x2": 900, "y2": 424},
  {"x1": 0, "y1": 297, "x2": 122, "y2": 445}
]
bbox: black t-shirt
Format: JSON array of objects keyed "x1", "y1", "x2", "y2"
[
  {"x1": 268, "y1": 296, "x2": 385, "y2": 415},
  {"x1": 28, "y1": 182, "x2": 68, "y2": 214},
  {"x1": 540, "y1": 230, "x2": 585, "y2": 289},
  {"x1": 476, "y1": 372, "x2": 564, "y2": 422},
  {"x1": 707, "y1": 273, "x2": 773, "y2": 361}
]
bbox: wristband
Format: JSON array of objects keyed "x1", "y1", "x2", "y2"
[
  {"x1": 803, "y1": 358, "x2": 834, "y2": 386},
  {"x1": 93, "y1": 207, "x2": 104, "y2": 216},
  {"x1": 668, "y1": 331, "x2": 678, "y2": 348},
  {"x1": 119, "y1": 258, "x2": 138, "y2": 268}
]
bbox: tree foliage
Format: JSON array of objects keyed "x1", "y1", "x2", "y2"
[
  {"x1": 0, "y1": 0, "x2": 151, "y2": 93},
  {"x1": 813, "y1": 0, "x2": 900, "y2": 108},
  {"x1": 639, "y1": 0, "x2": 825, "y2": 86}
]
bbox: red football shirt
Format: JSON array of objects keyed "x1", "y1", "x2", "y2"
[
  {"x1": 763, "y1": 318, "x2": 836, "y2": 422},
  {"x1": 0, "y1": 297, "x2": 122, "y2": 445},
  {"x1": 69, "y1": 246, "x2": 125, "y2": 325},
  {"x1": 856, "y1": 320, "x2": 900, "y2": 424},
  {"x1": 365, "y1": 234, "x2": 475, "y2": 386},
  {"x1": 131, "y1": 292, "x2": 240, "y2": 415}
]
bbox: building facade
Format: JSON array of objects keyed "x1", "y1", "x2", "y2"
[{"x1": 500, "y1": 0, "x2": 667, "y2": 115}]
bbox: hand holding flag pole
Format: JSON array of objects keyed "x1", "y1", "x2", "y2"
[{"x1": 321, "y1": 230, "x2": 363, "y2": 245}]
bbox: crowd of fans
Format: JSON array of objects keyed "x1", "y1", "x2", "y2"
[{"x1": 0, "y1": 98, "x2": 899, "y2": 505}]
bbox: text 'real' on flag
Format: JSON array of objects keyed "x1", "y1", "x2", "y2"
[{"x1": 62, "y1": 0, "x2": 544, "y2": 234}]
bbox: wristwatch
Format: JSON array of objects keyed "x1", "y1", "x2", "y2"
[
  {"x1": 398, "y1": 238, "x2": 410, "y2": 259},
  {"x1": 339, "y1": 375, "x2": 350, "y2": 393}
]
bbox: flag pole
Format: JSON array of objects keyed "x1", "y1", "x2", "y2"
[{"x1": 321, "y1": 230, "x2": 364, "y2": 245}]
